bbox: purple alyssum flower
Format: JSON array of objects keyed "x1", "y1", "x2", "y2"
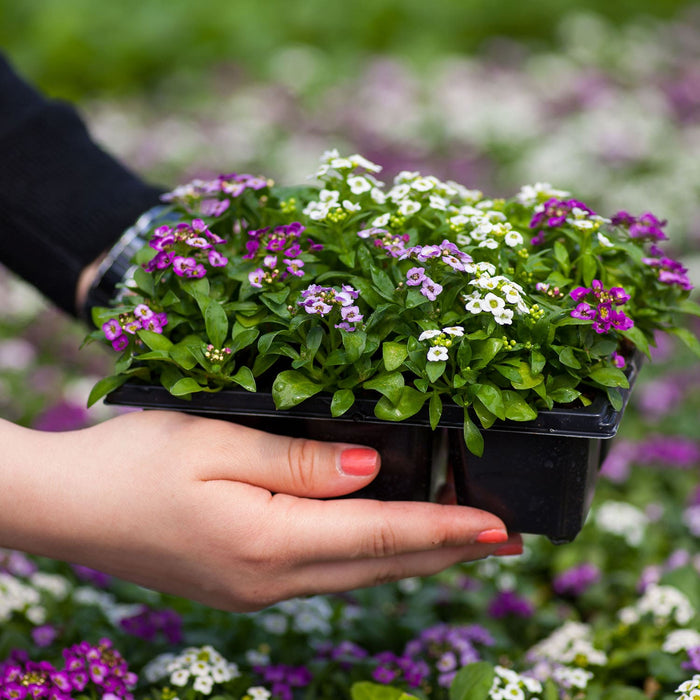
[
  {"x1": 487, "y1": 589, "x2": 535, "y2": 618},
  {"x1": 553, "y1": 563, "x2": 601, "y2": 596},
  {"x1": 612, "y1": 210, "x2": 668, "y2": 241},
  {"x1": 119, "y1": 605, "x2": 183, "y2": 645},
  {"x1": 530, "y1": 197, "x2": 596, "y2": 233},
  {"x1": 569, "y1": 279, "x2": 633, "y2": 334}
]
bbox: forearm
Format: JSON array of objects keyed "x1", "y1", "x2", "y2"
[{"x1": 0, "y1": 54, "x2": 163, "y2": 317}]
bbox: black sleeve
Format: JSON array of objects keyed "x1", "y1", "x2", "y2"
[{"x1": 0, "y1": 54, "x2": 164, "y2": 316}]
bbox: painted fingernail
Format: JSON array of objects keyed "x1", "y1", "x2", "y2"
[
  {"x1": 475, "y1": 529, "x2": 509, "y2": 544},
  {"x1": 493, "y1": 543, "x2": 524, "y2": 557},
  {"x1": 340, "y1": 447, "x2": 379, "y2": 476}
]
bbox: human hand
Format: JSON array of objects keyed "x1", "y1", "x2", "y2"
[{"x1": 0, "y1": 412, "x2": 520, "y2": 611}]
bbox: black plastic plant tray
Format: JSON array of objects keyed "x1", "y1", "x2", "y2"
[{"x1": 105, "y1": 356, "x2": 639, "y2": 543}]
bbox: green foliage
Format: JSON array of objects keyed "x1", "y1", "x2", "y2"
[{"x1": 86, "y1": 152, "x2": 698, "y2": 455}]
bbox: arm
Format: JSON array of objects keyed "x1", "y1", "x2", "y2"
[
  {"x1": 0, "y1": 411, "x2": 518, "y2": 611},
  {"x1": 0, "y1": 53, "x2": 163, "y2": 316}
]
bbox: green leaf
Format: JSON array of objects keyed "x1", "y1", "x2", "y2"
[
  {"x1": 620, "y1": 325, "x2": 651, "y2": 358},
  {"x1": 230, "y1": 328, "x2": 259, "y2": 354},
  {"x1": 510, "y1": 361, "x2": 544, "y2": 390},
  {"x1": 581, "y1": 251, "x2": 598, "y2": 286},
  {"x1": 470, "y1": 338, "x2": 503, "y2": 370},
  {"x1": 351, "y1": 682, "x2": 416, "y2": 700},
  {"x1": 588, "y1": 366, "x2": 629, "y2": 388},
  {"x1": 549, "y1": 388, "x2": 581, "y2": 404},
  {"x1": 374, "y1": 387, "x2": 428, "y2": 421},
  {"x1": 429, "y1": 392, "x2": 443, "y2": 430},
  {"x1": 530, "y1": 349, "x2": 546, "y2": 374},
  {"x1": 137, "y1": 330, "x2": 173, "y2": 351},
  {"x1": 449, "y1": 662, "x2": 494, "y2": 700},
  {"x1": 272, "y1": 370, "x2": 324, "y2": 410},
  {"x1": 342, "y1": 330, "x2": 367, "y2": 363},
  {"x1": 170, "y1": 339, "x2": 199, "y2": 370},
  {"x1": 230, "y1": 366, "x2": 256, "y2": 392},
  {"x1": 502, "y1": 390, "x2": 538, "y2": 421},
  {"x1": 553, "y1": 240, "x2": 570, "y2": 273},
  {"x1": 382, "y1": 342, "x2": 408, "y2": 371},
  {"x1": 170, "y1": 377, "x2": 203, "y2": 397},
  {"x1": 331, "y1": 389, "x2": 355, "y2": 417},
  {"x1": 425, "y1": 360, "x2": 446, "y2": 383},
  {"x1": 205, "y1": 300, "x2": 229, "y2": 348},
  {"x1": 363, "y1": 372, "x2": 405, "y2": 405},
  {"x1": 473, "y1": 398, "x2": 497, "y2": 429},
  {"x1": 668, "y1": 325, "x2": 700, "y2": 357},
  {"x1": 475, "y1": 383, "x2": 505, "y2": 420},
  {"x1": 370, "y1": 267, "x2": 397, "y2": 300},
  {"x1": 87, "y1": 375, "x2": 128, "y2": 407},
  {"x1": 132, "y1": 265, "x2": 155, "y2": 296},
  {"x1": 462, "y1": 412, "x2": 484, "y2": 457},
  {"x1": 557, "y1": 346, "x2": 580, "y2": 369}
]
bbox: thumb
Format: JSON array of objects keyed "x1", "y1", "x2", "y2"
[{"x1": 207, "y1": 421, "x2": 381, "y2": 498}]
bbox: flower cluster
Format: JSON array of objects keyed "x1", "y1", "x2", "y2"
[
  {"x1": 143, "y1": 219, "x2": 228, "y2": 278},
  {"x1": 529, "y1": 196, "x2": 600, "y2": 243},
  {"x1": 87, "y1": 149, "x2": 699, "y2": 459},
  {"x1": 619, "y1": 584, "x2": 695, "y2": 627},
  {"x1": 245, "y1": 222, "x2": 322, "y2": 288},
  {"x1": 676, "y1": 675, "x2": 700, "y2": 700},
  {"x1": 488, "y1": 665, "x2": 543, "y2": 700},
  {"x1": 403, "y1": 623, "x2": 495, "y2": 688},
  {"x1": 418, "y1": 326, "x2": 464, "y2": 362},
  {"x1": 570, "y1": 280, "x2": 633, "y2": 334},
  {"x1": 102, "y1": 304, "x2": 168, "y2": 352},
  {"x1": 552, "y1": 562, "x2": 601, "y2": 596},
  {"x1": 118, "y1": 604, "x2": 183, "y2": 645},
  {"x1": 297, "y1": 284, "x2": 363, "y2": 331},
  {"x1": 526, "y1": 621, "x2": 608, "y2": 668},
  {"x1": 0, "y1": 641, "x2": 137, "y2": 700},
  {"x1": 252, "y1": 664, "x2": 312, "y2": 700},
  {"x1": 143, "y1": 645, "x2": 240, "y2": 695}
]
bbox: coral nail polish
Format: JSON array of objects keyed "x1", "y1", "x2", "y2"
[
  {"x1": 493, "y1": 543, "x2": 524, "y2": 557},
  {"x1": 475, "y1": 529, "x2": 509, "y2": 544},
  {"x1": 340, "y1": 447, "x2": 379, "y2": 476}
]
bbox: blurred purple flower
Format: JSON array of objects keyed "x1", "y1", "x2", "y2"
[
  {"x1": 553, "y1": 563, "x2": 601, "y2": 596},
  {"x1": 33, "y1": 400, "x2": 90, "y2": 432},
  {"x1": 487, "y1": 590, "x2": 534, "y2": 618}
]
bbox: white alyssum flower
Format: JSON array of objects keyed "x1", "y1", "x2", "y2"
[
  {"x1": 144, "y1": 645, "x2": 239, "y2": 694},
  {"x1": 527, "y1": 621, "x2": 607, "y2": 667},
  {"x1": 427, "y1": 346, "x2": 449, "y2": 362},
  {"x1": 372, "y1": 213, "x2": 391, "y2": 227},
  {"x1": 619, "y1": 584, "x2": 695, "y2": 627},
  {"x1": 663, "y1": 629, "x2": 700, "y2": 653},
  {"x1": 0, "y1": 572, "x2": 41, "y2": 623},
  {"x1": 247, "y1": 687, "x2": 272, "y2": 700},
  {"x1": 505, "y1": 230, "x2": 524, "y2": 247},
  {"x1": 274, "y1": 596, "x2": 334, "y2": 635},
  {"x1": 683, "y1": 505, "x2": 700, "y2": 537},
  {"x1": 551, "y1": 666, "x2": 594, "y2": 690},
  {"x1": 419, "y1": 325, "x2": 464, "y2": 362},
  {"x1": 489, "y1": 665, "x2": 542, "y2": 700},
  {"x1": 516, "y1": 182, "x2": 570, "y2": 207},
  {"x1": 398, "y1": 199, "x2": 421, "y2": 216},
  {"x1": 677, "y1": 674, "x2": 700, "y2": 698},
  {"x1": 29, "y1": 572, "x2": 71, "y2": 600},
  {"x1": 347, "y1": 175, "x2": 373, "y2": 194},
  {"x1": 595, "y1": 501, "x2": 648, "y2": 546},
  {"x1": 260, "y1": 611, "x2": 288, "y2": 635}
]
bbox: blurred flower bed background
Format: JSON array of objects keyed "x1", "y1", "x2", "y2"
[{"x1": 2, "y1": 1, "x2": 700, "y2": 697}]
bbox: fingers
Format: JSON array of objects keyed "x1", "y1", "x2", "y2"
[
  {"x1": 282, "y1": 534, "x2": 524, "y2": 599},
  {"x1": 198, "y1": 418, "x2": 382, "y2": 498}
]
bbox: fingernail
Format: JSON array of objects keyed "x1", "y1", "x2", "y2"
[
  {"x1": 493, "y1": 543, "x2": 524, "y2": 557},
  {"x1": 340, "y1": 447, "x2": 379, "y2": 476},
  {"x1": 475, "y1": 529, "x2": 509, "y2": 544}
]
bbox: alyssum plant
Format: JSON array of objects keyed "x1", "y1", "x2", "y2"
[{"x1": 87, "y1": 150, "x2": 699, "y2": 456}]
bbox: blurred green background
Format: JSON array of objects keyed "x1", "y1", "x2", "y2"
[{"x1": 2, "y1": 0, "x2": 697, "y2": 100}]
